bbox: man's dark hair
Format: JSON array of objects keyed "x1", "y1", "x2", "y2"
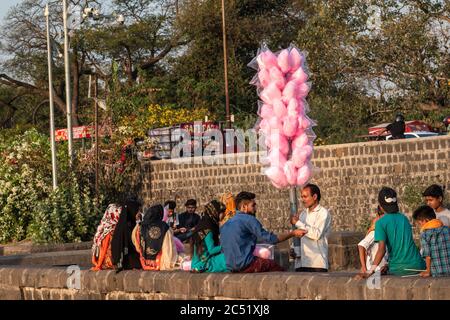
[
  {"x1": 422, "y1": 184, "x2": 444, "y2": 199},
  {"x1": 303, "y1": 183, "x2": 321, "y2": 202},
  {"x1": 413, "y1": 205, "x2": 436, "y2": 221},
  {"x1": 235, "y1": 191, "x2": 256, "y2": 210},
  {"x1": 185, "y1": 199, "x2": 197, "y2": 207},
  {"x1": 164, "y1": 200, "x2": 176, "y2": 210}
]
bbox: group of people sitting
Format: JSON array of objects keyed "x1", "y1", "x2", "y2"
[
  {"x1": 356, "y1": 184, "x2": 449, "y2": 278},
  {"x1": 91, "y1": 183, "x2": 449, "y2": 278}
]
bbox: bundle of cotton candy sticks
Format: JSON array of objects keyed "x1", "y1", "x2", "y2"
[{"x1": 249, "y1": 45, "x2": 317, "y2": 189}]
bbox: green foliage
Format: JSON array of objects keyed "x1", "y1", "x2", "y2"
[
  {"x1": 0, "y1": 129, "x2": 105, "y2": 244},
  {"x1": 402, "y1": 184, "x2": 428, "y2": 214}
]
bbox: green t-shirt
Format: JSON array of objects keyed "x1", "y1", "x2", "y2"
[{"x1": 375, "y1": 212, "x2": 425, "y2": 275}]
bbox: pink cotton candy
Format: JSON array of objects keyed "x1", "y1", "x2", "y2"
[
  {"x1": 296, "y1": 82, "x2": 310, "y2": 99},
  {"x1": 282, "y1": 116, "x2": 299, "y2": 138},
  {"x1": 297, "y1": 165, "x2": 312, "y2": 186},
  {"x1": 181, "y1": 259, "x2": 191, "y2": 271},
  {"x1": 267, "y1": 148, "x2": 287, "y2": 167},
  {"x1": 268, "y1": 116, "x2": 282, "y2": 130},
  {"x1": 267, "y1": 132, "x2": 289, "y2": 155},
  {"x1": 277, "y1": 49, "x2": 292, "y2": 73},
  {"x1": 259, "y1": 119, "x2": 269, "y2": 132},
  {"x1": 293, "y1": 132, "x2": 309, "y2": 148},
  {"x1": 260, "y1": 104, "x2": 274, "y2": 119},
  {"x1": 253, "y1": 247, "x2": 272, "y2": 259},
  {"x1": 284, "y1": 160, "x2": 298, "y2": 185},
  {"x1": 269, "y1": 66, "x2": 286, "y2": 90},
  {"x1": 289, "y1": 48, "x2": 303, "y2": 72},
  {"x1": 261, "y1": 82, "x2": 282, "y2": 104},
  {"x1": 257, "y1": 51, "x2": 278, "y2": 70},
  {"x1": 287, "y1": 98, "x2": 300, "y2": 117},
  {"x1": 282, "y1": 80, "x2": 298, "y2": 104},
  {"x1": 291, "y1": 147, "x2": 307, "y2": 168},
  {"x1": 273, "y1": 99, "x2": 287, "y2": 118},
  {"x1": 292, "y1": 144, "x2": 313, "y2": 169},
  {"x1": 265, "y1": 166, "x2": 288, "y2": 188},
  {"x1": 290, "y1": 67, "x2": 308, "y2": 83},
  {"x1": 258, "y1": 68, "x2": 271, "y2": 87},
  {"x1": 298, "y1": 115, "x2": 311, "y2": 129}
]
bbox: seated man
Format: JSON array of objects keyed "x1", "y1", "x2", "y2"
[
  {"x1": 361, "y1": 187, "x2": 425, "y2": 278},
  {"x1": 413, "y1": 205, "x2": 450, "y2": 277},
  {"x1": 220, "y1": 191, "x2": 307, "y2": 273},
  {"x1": 175, "y1": 199, "x2": 201, "y2": 242},
  {"x1": 422, "y1": 184, "x2": 450, "y2": 227}
]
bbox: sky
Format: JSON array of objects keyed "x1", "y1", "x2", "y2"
[{"x1": 0, "y1": 0, "x2": 21, "y2": 22}]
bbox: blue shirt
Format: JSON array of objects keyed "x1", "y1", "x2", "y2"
[
  {"x1": 421, "y1": 226, "x2": 450, "y2": 277},
  {"x1": 220, "y1": 211, "x2": 278, "y2": 271}
]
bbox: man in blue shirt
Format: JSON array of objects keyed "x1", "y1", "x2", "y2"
[{"x1": 220, "y1": 191, "x2": 307, "y2": 272}]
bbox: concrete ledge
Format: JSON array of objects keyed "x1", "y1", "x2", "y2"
[
  {"x1": 0, "y1": 242, "x2": 92, "y2": 256},
  {"x1": 0, "y1": 232, "x2": 363, "y2": 271},
  {"x1": 0, "y1": 250, "x2": 91, "y2": 267},
  {"x1": 0, "y1": 266, "x2": 448, "y2": 300}
]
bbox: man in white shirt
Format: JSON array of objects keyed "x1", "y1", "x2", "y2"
[
  {"x1": 357, "y1": 206, "x2": 389, "y2": 274},
  {"x1": 422, "y1": 185, "x2": 450, "y2": 227},
  {"x1": 291, "y1": 184, "x2": 332, "y2": 272}
]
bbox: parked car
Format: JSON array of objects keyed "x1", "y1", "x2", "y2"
[{"x1": 385, "y1": 131, "x2": 441, "y2": 140}]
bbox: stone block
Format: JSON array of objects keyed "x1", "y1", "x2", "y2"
[
  {"x1": 306, "y1": 275, "x2": 331, "y2": 300},
  {"x1": 381, "y1": 277, "x2": 414, "y2": 300},
  {"x1": 429, "y1": 277, "x2": 450, "y2": 300},
  {"x1": 327, "y1": 275, "x2": 352, "y2": 299},
  {"x1": 123, "y1": 270, "x2": 144, "y2": 293},
  {"x1": 410, "y1": 278, "x2": 431, "y2": 300},
  {"x1": 0, "y1": 284, "x2": 22, "y2": 300}
]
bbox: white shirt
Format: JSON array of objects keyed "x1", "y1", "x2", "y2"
[
  {"x1": 436, "y1": 208, "x2": 450, "y2": 227},
  {"x1": 358, "y1": 230, "x2": 388, "y2": 271},
  {"x1": 294, "y1": 204, "x2": 332, "y2": 269}
]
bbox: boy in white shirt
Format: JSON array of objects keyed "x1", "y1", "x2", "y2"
[
  {"x1": 422, "y1": 185, "x2": 450, "y2": 227},
  {"x1": 357, "y1": 205, "x2": 389, "y2": 274},
  {"x1": 291, "y1": 184, "x2": 332, "y2": 272}
]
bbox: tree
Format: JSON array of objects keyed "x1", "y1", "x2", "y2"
[{"x1": 0, "y1": 0, "x2": 182, "y2": 128}]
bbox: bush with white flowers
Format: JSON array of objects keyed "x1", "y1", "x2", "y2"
[{"x1": 0, "y1": 129, "x2": 103, "y2": 244}]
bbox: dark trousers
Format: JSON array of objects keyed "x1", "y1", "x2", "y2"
[
  {"x1": 238, "y1": 257, "x2": 285, "y2": 273},
  {"x1": 295, "y1": 267, "x2": 328, "y2": 272}
]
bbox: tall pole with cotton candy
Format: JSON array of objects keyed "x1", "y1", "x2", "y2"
[{"x1": 248, "y1": 45, "x2": 317, "y2": 190}]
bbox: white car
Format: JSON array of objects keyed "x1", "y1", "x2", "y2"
[{"x1": 386, "y1": 131, "x2": 441, "y2": 140}]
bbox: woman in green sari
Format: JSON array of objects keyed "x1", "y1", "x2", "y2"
[{"x1": 190, "y1": 200, "x2": 229, "y2": 273}]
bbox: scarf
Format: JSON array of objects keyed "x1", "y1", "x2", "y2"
[
  {"x1": 92, "y1": 204, "x2": 121, "y2": 256},
  {"x1": 140, "y1": 204, "x2": 169, "y2": 260},
  {"x1": 421, "y1": 219, "x2": 444, "y2": 232},
  {"x1": 191, "y1": 200, "x2": 225, "y2": 255},
  {"x1": 111, "y1": 198, "x2": 141, "y2": 270},
  {"x1": 220, "y1": 192, "x2": 236, "y2": 225}
]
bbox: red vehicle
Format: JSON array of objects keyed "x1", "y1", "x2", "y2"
[{"x1": 368, "y1": 120, "x2": 433, "y2": 137}]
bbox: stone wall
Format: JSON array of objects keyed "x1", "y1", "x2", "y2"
[
  {"x1": 139, "y1": 136, "x2": 450, "y2": 233},
  {"x1": 0, "y1": 266, "x2": 448, "y2": 300}
]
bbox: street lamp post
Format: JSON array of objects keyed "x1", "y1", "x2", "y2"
[
  {"x1": 63, "y1": 0, "x2": 74, "y2": 166},
  {"x1": 94, "y1": 74, "x2": 99, "y2": 200},
  {"x1": 45, "y1": 4, "x2": 58, "y2": 190},
  {"x1": 221, "y1": 0, "x2": 231, "y2": 129}
]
